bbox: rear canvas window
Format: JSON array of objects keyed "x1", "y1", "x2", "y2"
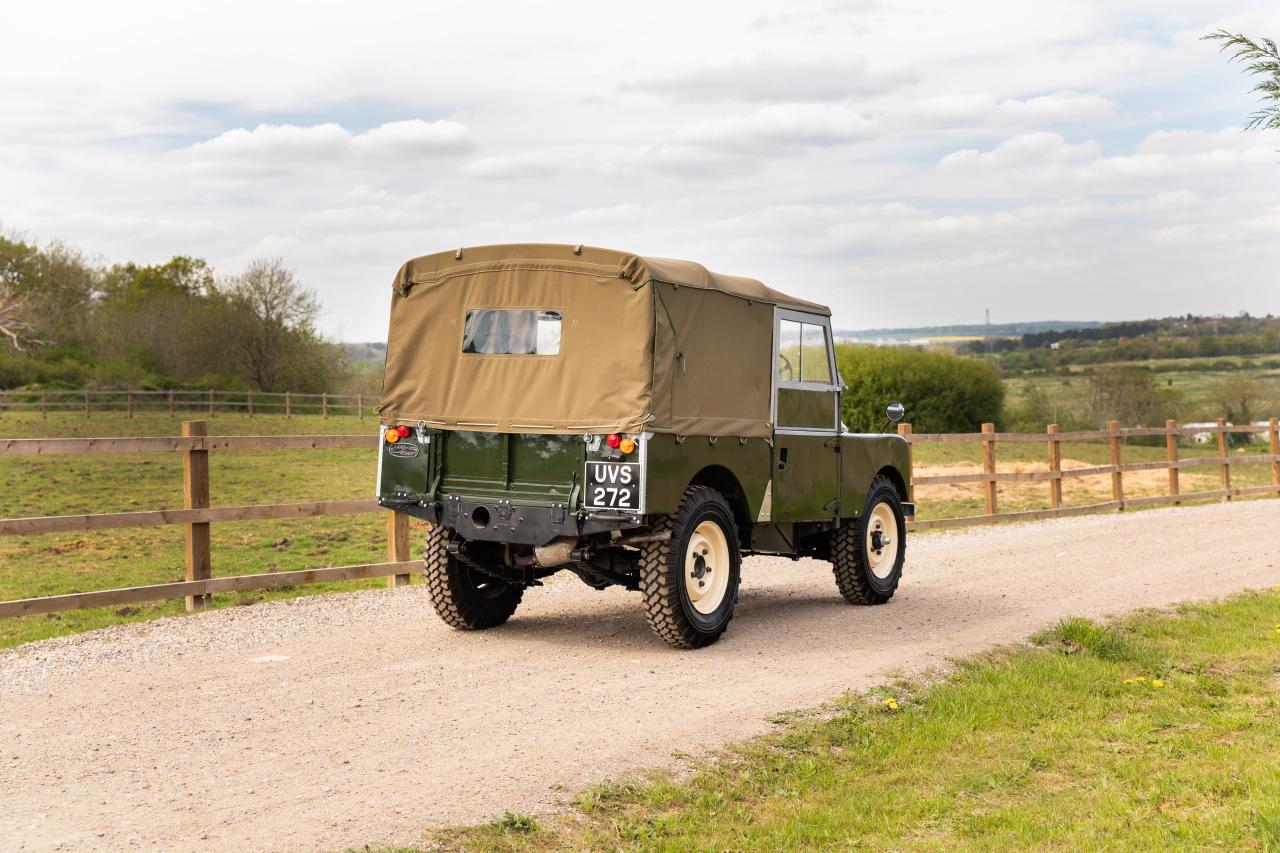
[{"x1": 462, "y1": 309, "x2": 561, "y2": 355}]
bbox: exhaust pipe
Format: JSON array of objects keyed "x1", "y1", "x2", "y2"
[{"x1": 526, "y1": 537, "x2": 579, "y2": 568}]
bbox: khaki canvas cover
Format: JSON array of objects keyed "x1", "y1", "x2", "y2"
[{"x1": 379, "y1": 244, "x2": 829, "y2": 437}]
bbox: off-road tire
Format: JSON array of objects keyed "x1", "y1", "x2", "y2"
[
  {"x1": 422, "y1": 521, "x2": 523, "y2": 630},
  {"x1": 638, "y1": 486, "x2": 741, "y2": 649},
  {"x1": 831, "y1": 475, "x2": 906, "y2": 605}
]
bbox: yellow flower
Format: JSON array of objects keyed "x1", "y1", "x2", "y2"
[
  {"x1": 1152, "y1": 679, "x2": 1165, "y2": 688},
  {"x1": 1136, "y1": 676, "x2": 1147, "y2": 682},
  {"x1": 884, "y1": 698, "x2": 899, "y2": 710},
  {"x1": 1123, "y1": 677, "x2": 1138, "y2": 684}
]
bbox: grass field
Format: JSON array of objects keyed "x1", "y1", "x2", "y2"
[
  {"x1": 420, "y1": 588, "x2": 1280, "y2": 852},
  {"x1": 0, "y1": 412, "x2": 426, "y2": 648}
]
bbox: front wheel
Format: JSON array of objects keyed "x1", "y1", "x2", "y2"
[
  {"x1": 831, "y1": 475, "x2": 906, "y2": 605},
  {"x1": 638, "y1": 486, "x2": 741, "y2": 649},
  {"x1": 422, "y1": 522, "x2": 524, "y2": 630}
]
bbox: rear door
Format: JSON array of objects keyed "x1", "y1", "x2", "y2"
[{"x1": 770, "y1": 310, "x2": 840, "y2": 521}]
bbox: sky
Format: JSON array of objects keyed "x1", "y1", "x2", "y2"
[{"x1": 2, "y1": 1, "x2": 1279, "y2": 341}]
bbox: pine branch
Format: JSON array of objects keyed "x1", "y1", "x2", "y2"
[{"x1": 1203, "y1": 29, "x2": 1280, "y2": 131}]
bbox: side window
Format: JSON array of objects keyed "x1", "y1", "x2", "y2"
[
  {"x1": 800, "y1": 324, "x2": 831, "y2": 383},
  {"x1": 777, "y1": 320, "x2": 802, "y2": 381}
]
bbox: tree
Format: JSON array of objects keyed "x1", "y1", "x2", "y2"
[
  {"x1": 1204, "y1": 30, "x2": 1280, "y2": 132},
  {"x1": 219, "y1": 258, "x2": 333, "y2": 392},
  {"x1": 1087, "y1": 366, "x2": 1179, "y2": 427},
  {"x1": 1211, "y1": 377, "x2": 1265, "y2": 427},
  {"x1": 0, "y1": 288, "x2": 41, "y2": 351},
  {"x1": 836, "y1": 346, "x2": 1005, "y2": 433}
]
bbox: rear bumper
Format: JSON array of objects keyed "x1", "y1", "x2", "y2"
[
  {"x1": 901, "y1": 501, "x2": 916, "y2": 520},
  {"x1": 380, "y1": 497, "x2": 643, "y2": 546}
]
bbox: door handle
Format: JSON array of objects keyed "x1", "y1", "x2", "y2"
[{"x1": 777, "y1": 447, "x2": 789, "y2": 471}]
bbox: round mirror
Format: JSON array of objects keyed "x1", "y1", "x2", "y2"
[{"x1": 886, "y1": 401, "x2": 905, "y2": 422}]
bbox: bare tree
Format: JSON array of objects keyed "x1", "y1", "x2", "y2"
[
  {"x1": 0, "y1": 288, "x2": 43, "y2": 352},
  {"x1": 223, "y1": 259, "x2": 322, "y2": 392}
]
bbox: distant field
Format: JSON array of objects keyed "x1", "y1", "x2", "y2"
[{"x1": 1003, "y1": 357, "x2": 1280, "y2": 424}]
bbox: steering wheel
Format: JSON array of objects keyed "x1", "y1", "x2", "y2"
[{"x1": 778, "y1": 353, "x2": 794, "y2": 381}]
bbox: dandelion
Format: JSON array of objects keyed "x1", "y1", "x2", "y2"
[
  {"x1": 884, "y1": 697, "x2": 899, "y2": 711},
  {"x1": 1123, "y1": 677, "x2": 1138, "y2": 684},
  {"x1": 1136, "y1": 676, "x2": 1147, "y2": 682},
  {"x1": 1152, "y1": 679, "x2": 1165, "y2": 689}
]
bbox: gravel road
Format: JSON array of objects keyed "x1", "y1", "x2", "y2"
[{"x1": 2, "y1": 500, "x2": 1278, "y2": 852}]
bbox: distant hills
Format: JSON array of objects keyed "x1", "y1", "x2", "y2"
[
  {"x1": 343, "y1": 342, "x2": 387, "y2": 363},
  {"x1": 835, "y1": 320, "x2": 1102, "y2": 342}
]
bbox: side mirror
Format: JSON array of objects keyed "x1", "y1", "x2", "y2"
[{"x1": 886, "y1": 402, "x2": 905, "y2": 423}]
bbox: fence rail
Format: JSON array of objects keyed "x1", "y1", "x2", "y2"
[
  {"x1": 0, "y1": 416, "x2": 1277, "y2": 619},
  {"x1": 0, "y1": 388, "x2": 374, "y2": 419},
  {"x1": 900, "y1": 416, "x2": 1280, "y2": 531},
  {"x1": 0, "y1": 420, "x2": 409, "y2": 618}
]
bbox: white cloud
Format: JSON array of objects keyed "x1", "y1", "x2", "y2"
[
  {"x1": 673, "y1": 103, "x2": 879, "y2": 152},
  {"x1": 182, "y1": 119, "x2": 471, "y2": 166},
  {"x1": 941, "y1": 132, "x2": 1101, "y2": 167},
  {"x1": 622, "y1": 54, "x2": 913, "y2": 102},
  {"x1": 904, "y1": 91, "x2": 1116, "y2": 129}
]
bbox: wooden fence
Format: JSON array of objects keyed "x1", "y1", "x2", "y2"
[
  {"x1": 0, "y1": 417, "x2": 1277, "y2": 619},
  {"x1": 0, "y1": 388, "x2": 372, "y2": 419},
  {"x1": 0, "y1": 421, "x2": 412, "y2": 619},
  {"x1": 900, "y1": 417, "x2": 1280, "y2": 531}
]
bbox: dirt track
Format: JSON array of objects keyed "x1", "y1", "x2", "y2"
[{"x1": 2, "y1": 501, "x2": 1278, "y2": 852}]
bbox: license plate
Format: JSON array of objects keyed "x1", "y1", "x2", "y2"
[{"x1": 584, "y1": 461, "x2": 641, "y2": 510}]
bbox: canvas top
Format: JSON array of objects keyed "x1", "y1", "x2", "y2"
[{"x1": 392, "y1": 243, "x2": 830, "y2": 315}]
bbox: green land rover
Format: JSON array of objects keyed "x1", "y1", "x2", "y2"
[{"x1": 376, "y1": 244, "x2": 912, "y2": 648}]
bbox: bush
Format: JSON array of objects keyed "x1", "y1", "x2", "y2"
[{"x1": 836, "y1": 345, "x2": 1004, "y2": 433}]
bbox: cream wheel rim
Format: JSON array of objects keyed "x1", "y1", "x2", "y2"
[
  {"x1": 685, "y1": 520, "x2": 731, "y2": 615},
  {"x1": 865, "y1": 502, "x2": 898, "y2": 579}
]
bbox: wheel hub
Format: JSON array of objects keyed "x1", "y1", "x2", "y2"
[
  {"x1": 684, "y1": 520, "x2": 730, "y2": 615},
  {"x1": 865, "y1": 502, "x2": 899, "y2": 580}
]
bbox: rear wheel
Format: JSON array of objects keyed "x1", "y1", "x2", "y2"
[
  {"x1": 831, "y1": 476, "x2": 906, "y2": 605},
  {"x1": 422, "y1": 522, "x2": 523, "y2": 629},
  {"x1": 638, "y1": 486, "x2": 741, "y2": 649}
]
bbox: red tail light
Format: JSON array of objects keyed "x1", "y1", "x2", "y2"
[{"x1": 606, "y1": 433, "x2": 622, "y2": 448}]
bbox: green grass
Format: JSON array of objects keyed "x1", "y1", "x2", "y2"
[
  {"x1": 424, "y1": 589, "x2": 1280, "y2": 852},
  {"x1": 0, "y1": 412, "x2": 424, "y2": 649}
]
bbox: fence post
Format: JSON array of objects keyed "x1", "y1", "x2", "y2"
[
  {"x1": 182, "y1": 421, "x2": 212, "y2": 610},
  {"x1": 1047, "y1": 423, "x2": 1062, "y2": 511},
  {"x1": 285, "y1": 391, "x2": 291, "y2": 418},
  {"x1": 1108, "y1": 419, "x2": 1124, "y2": 509},
  {"x1": 247, "y1": 390, "x2": 254, "y2": 418},
  {"x1": 1166, "y1": 419, "x2": 1180, "y2": 507},
  {"x1": 168, "y1": 390, "x2": 174, "y2": 417},
  {"x1": 84, "y1": 389, "x2": 90, "y2": 419},
  {"x1": 127, "y1": 391, "x2": 134, "y2": 418},
  {"x1": 357, "y1": 394, "x2": 364, "y2": 420},
  {"x1": 387, "y1": 511, "x2": 412, "y2": 587},
  {"x1": 982, "y1": 422, "x2": 997, "y2": 516},
  {"x1": 322, "y1": 393, "x2": 329, "y2": 419},
  {"x1": 1217, "y1": 417, "x2": 1231, "y2": 501},
  {"x1": 1271, "y1": 417, "x2": 1279, "y2": 497},
  {"x1": 207, "y1": 388, "x2": 214, "y2": 416},
  {"x1": 896, "y1": 422, "x2": 913, "y2": 501},
  {"x1": 41, "y1": 390, "x2": 48, "y2": 420}
]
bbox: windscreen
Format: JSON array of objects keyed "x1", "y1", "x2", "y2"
[{"x1": 462, "y1": 309, "x2": 562, "y2": 355}]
